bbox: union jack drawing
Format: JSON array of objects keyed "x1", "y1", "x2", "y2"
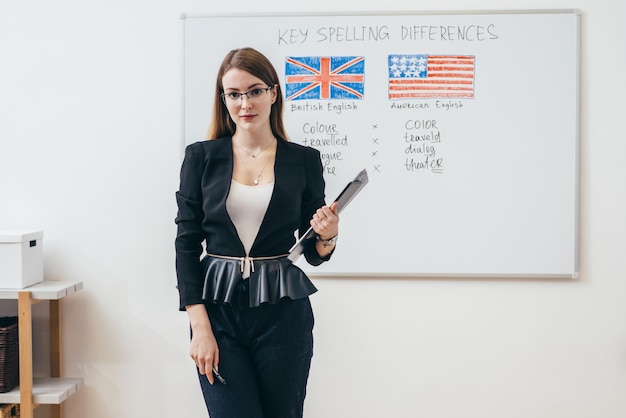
[
  {"x1": 285, "y1": 56, "x2": 365, "y2": 101},
  {"x1": 388, "y1": 54, "x2": 475, "y2": 99}
]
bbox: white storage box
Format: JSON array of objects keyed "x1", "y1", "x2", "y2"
[{"x1": 0, "y1": 230, "x2": 44, "y2": 289}]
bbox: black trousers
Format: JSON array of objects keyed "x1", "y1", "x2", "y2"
[{"x1": 198, "y1": 279, "x2": 314, "y2": 418}]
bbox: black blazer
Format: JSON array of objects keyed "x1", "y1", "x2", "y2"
[{"x1": 175, "y1": 136, "x2": 330, "y2": 308}]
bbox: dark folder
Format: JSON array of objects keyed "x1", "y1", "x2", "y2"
[{"x1": 288, "y1": 169, "x2": 369, "y2": 262}]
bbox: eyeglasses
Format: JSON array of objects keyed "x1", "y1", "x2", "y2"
[{"x1": 221, "y1": 85, "x2": 275, "y2": 104}]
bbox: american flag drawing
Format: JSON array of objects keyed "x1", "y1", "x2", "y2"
[
  {"x1": 285, "y1": 56, "x2": 365, "y2": 100},
  {"x1": 388, "y1": 54, "x2": 475, "y2": 99}
]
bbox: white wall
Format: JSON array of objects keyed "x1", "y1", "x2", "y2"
[{"x1": 1, "y1": 1, "x2": 625, "y2": 417}]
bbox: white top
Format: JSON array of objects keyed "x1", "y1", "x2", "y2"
[{"x1": 226, "y1": 180, "x2": 274, "y2": 258}]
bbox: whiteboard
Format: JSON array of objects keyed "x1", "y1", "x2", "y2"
[{"x1": 181, "y1": 10, "x2": 580, "y2": 278}]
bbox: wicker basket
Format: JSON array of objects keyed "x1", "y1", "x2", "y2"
[
  {"x1": 0, "y1": 317, "x2": 19, "y2": 393},
  {"x1": 0, "y1": 404, "x2": 19, "y2": 418}
]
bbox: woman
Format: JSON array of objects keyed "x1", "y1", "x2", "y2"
[{"x1": 175, "y1": 47, "x2": 339, "y2": 418}]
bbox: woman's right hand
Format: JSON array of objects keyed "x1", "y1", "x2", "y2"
[{"x1": 186, "y1": 304, "x2": 220, "y2": 384}]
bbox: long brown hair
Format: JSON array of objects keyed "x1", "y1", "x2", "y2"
[{"x1": 206, "y1": 48, "x2": 289, "y2": 141}]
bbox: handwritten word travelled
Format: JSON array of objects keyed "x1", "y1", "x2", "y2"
[{"x1": 303, "y1": 135, "x2": 348, "y2": 148}]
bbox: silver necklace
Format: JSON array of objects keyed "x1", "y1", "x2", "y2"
[
  {"x1": 251, "y1": 156, "x2": 271, "y2": 185},
  {"x1": 235, "y1": 138, "x2": 274, "y2": 158},
  {"x1": 235, "y1": 139, "x2": 275, "y2": 185}
]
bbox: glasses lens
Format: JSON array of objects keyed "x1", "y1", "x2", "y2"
[{"x1": 249, "y1": 88, "x2": 266, "y2": 99}]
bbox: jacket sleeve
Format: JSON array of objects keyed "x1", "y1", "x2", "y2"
[
  {"x1": 300, "y1": 147, "x2": 335, "y2": 266},
  {"x1": 174, "y1": 143, "x2": 206, "y2": 311}
]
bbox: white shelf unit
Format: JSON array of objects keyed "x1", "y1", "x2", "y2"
[{"x1": 0, "y1": 280, "x2": 84, "y2": 418}]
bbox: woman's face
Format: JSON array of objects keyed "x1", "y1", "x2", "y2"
[{"x1": 221, "y1": 68, "x2": 276, "y2": 134}]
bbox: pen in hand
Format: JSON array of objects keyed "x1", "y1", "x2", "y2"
[{"x1": 212, "y1": 367, "x2": 227, "y2": 385}]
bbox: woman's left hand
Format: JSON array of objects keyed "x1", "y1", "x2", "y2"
[{"x1": 311, "y1": 201, "x2": 339, "y2": 240}]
